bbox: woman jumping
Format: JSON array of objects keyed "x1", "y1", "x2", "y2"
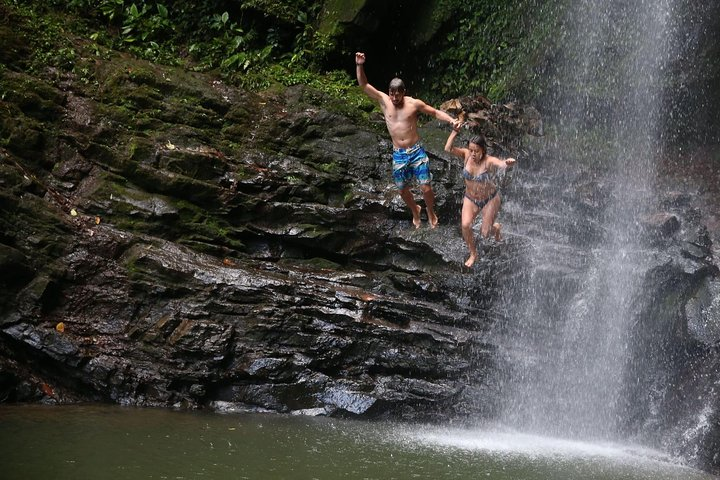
[{"x1": 445, "y1": 127, "x2": 515, "y2": 267}]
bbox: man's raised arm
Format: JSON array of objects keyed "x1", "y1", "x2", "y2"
[{"x1": 355, "y1": 52, "x2": 383, "y2": 101}]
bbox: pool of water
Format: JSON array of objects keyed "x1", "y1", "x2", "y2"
[{"x1": 0, "y1": 404, "x2": 715, "y2": 480}]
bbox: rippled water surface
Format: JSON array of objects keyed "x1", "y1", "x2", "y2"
[{"x1": 0, "y1": 405, "x2": 716, "y2": 480}]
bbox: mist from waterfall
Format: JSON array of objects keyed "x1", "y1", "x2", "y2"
[{"x1": 496, "y1": 0, "x2": 680, "y2": 441}]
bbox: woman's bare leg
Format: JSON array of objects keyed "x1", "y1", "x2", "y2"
[
  {"x1": 480, "y1": 194, "x2": 502, "y2": 239},
  {"x1": 493, "y1": 222, "x2": 502, "y2": 241},
  {"x1": 461, "y1": 197, "x2": 480, "y2": 267}
]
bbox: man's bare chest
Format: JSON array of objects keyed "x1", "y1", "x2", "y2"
[{"x1": 386, "y1": 108, "x2": 416, "y2": 125}]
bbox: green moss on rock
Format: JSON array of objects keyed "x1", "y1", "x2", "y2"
[
  {"x1": 0, "y1": 24, "x2": 32, "y2": 69},
  {"x1": 0, "y1": 72, "x2": 65, "y2": 121},
  {"x1": 317, "y1": 0, "x2": 366, "y2": 36}
]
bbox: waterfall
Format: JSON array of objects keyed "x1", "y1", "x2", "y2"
[{"x1": 495, "y1": 0, "x2": 681, "y2": 441}]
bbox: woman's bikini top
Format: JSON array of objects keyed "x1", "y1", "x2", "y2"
[{"x1": 462, "y1": 169, "x2": 491, "y2": 183}]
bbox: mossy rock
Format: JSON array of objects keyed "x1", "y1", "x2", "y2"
[
  {"x1": 0, "y1": 109, "x2": 45, "y2": 158},
  {"x1": 317, "y1": 0, "x2": 367, "y2": 37},
  {"x1": 93, "y1": 56, "x2": 234, "y2": 127},
  {"x1": 93, "y1": 103, "x2": 136, "y2": 127},
  {"x1": 0, "y1": 72, "x2": 65, "y2": 121},
  {"x1": 96, "y1": 58, "x2": 170, "y2": 94},
  {"x1": 0, "y1": 163, "x2": 33, "y2": 194},
  {"x1": 92, "y1": 179, "x2": 179, "y2": 216},
  {"x1": 124, "y1": 84, "x2": 164, "y2": 110},
  {"x1": 81, "y1": 139, "x2": 140, "y2": 176},
  {"x1": 0, "y1": 24, "x2": 31, "y2": 70},
  {"x1": 225, "y1": 104, "x2": 256, "y2": 125},
  {"x1": 122, "y1": 243, "x2": 195, "y2": 286},
  {"x1": 220, "y1": 124, "x2": 250, "y2": 144},
  {"x1": 89, "y1": 175, "x2": 246, "y2": 254},
  {"x1": 157, "y1": 101, "x2": 223, "y2": 130},
  {"x1": 128, "y1": 162, "x2": 222, "y2": 207},
  {"x1": 155, "y1": 148, "x2": 227, "y2": 182},
  {"x1": 0, "y1": 193, "x2": 71, "y2": 265}
]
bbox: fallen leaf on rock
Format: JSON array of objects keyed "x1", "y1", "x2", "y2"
[
  {"x1": 41, "y1": 383, "x2": 55, "y2": 397},
  {"x1": 70, "y1": 209, "x2": 78, "y2": 216}
]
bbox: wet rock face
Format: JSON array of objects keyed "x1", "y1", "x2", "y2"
[
  {"x1": 686, "y1": 278, "x2": 720, "y2": 345},
  {"x1": 0, "y1": 41, "x2": 531, "y2": 421}
]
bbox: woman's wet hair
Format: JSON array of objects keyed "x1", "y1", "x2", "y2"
[
  {"x1": 388, "y1": 77, "x2": 406, "y2": 92},
  {"x1": 469, "y1": 135, "x2": 487, "y2": 154}
]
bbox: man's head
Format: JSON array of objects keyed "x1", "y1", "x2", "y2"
[{"x1": 388, "y1": 78, "x2": 406, "y2": 106}]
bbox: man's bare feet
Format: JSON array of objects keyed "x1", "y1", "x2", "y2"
[
  {"x1": 464, "y1": 253, "x2": 477, "y2": 268},
  {"x1": 493, "y1": 222, "x2": 502, "y2": 241},
  {"x1": 412, "y1": 205, "x2": 422, "y2": 229},
  {"x1": 428, "y1": 209, "x2": 439, "y2": 229}
]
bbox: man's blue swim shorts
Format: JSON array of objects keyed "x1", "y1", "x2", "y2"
[{"x1": 392, "y1": 142, "x2": 431, "y2": 190}]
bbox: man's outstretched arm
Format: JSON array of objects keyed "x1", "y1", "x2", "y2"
[{"x1": 416, "y1": 99, "x2": 460, "y2": 127}]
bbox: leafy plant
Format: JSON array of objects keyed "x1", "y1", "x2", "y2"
[
  {"x1": 99, "y1": 0, "x2": 125, "y2": 23},
  {"x1": 287, "y1": 6, "x2": 334, "y2": 68}
]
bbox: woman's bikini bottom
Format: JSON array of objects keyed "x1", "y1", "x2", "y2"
[{"x1": 464, "y1": 189, "x2": 497, "y2": 210}]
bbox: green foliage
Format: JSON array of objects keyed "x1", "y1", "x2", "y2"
[
  {"x1": 225, "y1": 62, "x2": 365, "y2": 113},
  {"x1": 240, "y1": 0, "x2": 309, "y2": 24},
  {"x1": 6, "y1": 0, "x2": 556, "y2": 109},
  {"x1": 285, "y1": 2, "x2": 336, "y2": 68},
  {"x1": 187, "y1": 10, "x2": 265, "y2": 72},
  {"x1": 6, "y1": 1, "x2": 78, "y2": 74},
  {"x1": 106, "y1": 2, "x2": 177, "y2": 63},
  {"x1": 98, "y1": 0, "x2": 124, "y2": 22},
  {"x1": 7, "y1": 0, "x2": 350, "y2": 105},
  {"x1": 423, "y1": 0, "x2": 563, "y2": 102},
  {"x1": 121, "y1": 3, "x2": 171, "y2": 43}
]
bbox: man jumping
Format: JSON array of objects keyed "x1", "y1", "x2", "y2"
[{"x1": 355, "y1": 52, "x2": 461, "y2": 228}]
